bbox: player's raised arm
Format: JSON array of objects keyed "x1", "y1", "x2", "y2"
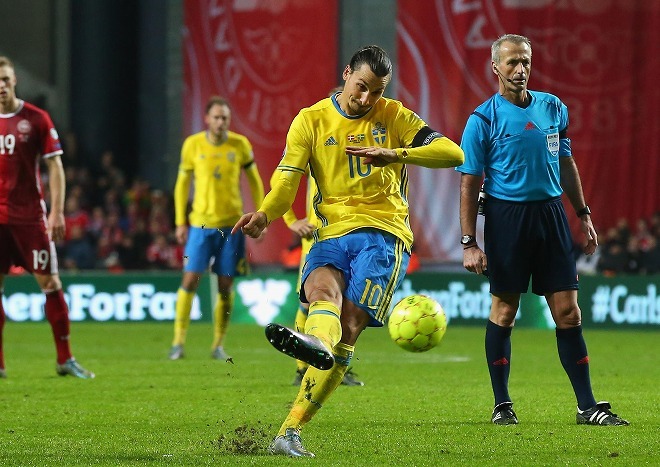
[
  {"x1": 394, "y1": 133, "x2": 465, "y2": 168},
  {"x1": 346, "y1": 126, "x2": 464, "y2": 168}
]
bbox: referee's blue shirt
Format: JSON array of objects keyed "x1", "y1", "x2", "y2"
[{"x1": 456, "y1": 91, "x2": 572, "y2": 202}]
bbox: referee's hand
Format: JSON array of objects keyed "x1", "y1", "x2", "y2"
[
  {"x1": 580, "y1": 219, "x2": 598, "y2": 255},
  {"x1": 463, "y1": 246, "x2": 488, "y2": 275}
]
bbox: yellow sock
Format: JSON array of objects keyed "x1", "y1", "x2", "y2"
[
  {"x1": 212, "y1": 291, "x2": 234, "y2": 348},
  {"x1": 173, "y1": 288, "x2": 195, "y2": 346},
  {"x1": 304, "y1": 300, "x2": 341, "y2": 350},
  {"x1": 294, "y1": 304, "x2": 309, "y2": 372},
  {"x1": 278, "y1": 342, "x2": 355, "y2": 435}
]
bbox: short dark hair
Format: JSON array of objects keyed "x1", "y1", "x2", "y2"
[
  {"x1": 0, "y1": 56, "x2": 15, "y2": 69},
  {"x1": 348, "y1": 45, "x2": 392, "y2": 78},
  {"x1": 205, "y1": 96, "x2": 230, "y2": 114}
]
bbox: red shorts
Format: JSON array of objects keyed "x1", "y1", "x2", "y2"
[{"x1": 0, "y1": 223, "x2": 59, "y2": 275}]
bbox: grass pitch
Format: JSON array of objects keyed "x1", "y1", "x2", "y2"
[{"x1": 0, "y1": 322, "x2": 657, "y2": 466}]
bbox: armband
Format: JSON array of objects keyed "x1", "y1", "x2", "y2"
[{"x1": 411, "y1": 126, "x2": 443, "y2": 147}]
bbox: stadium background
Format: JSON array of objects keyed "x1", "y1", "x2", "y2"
[
  {"x1": 2, "y1": 0, "x2": 657, "y2": 265},
  {"x1": 0, "y1": 0, "x2": 658, "y2": 329}
]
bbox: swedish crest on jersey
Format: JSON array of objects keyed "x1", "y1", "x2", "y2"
[{"x1": 372, "y1": 122, "x2": 387, "y2": 144}]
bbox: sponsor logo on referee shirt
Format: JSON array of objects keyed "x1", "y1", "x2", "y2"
[{"x1": 546, "y1": 132, "x2": 559, "y2": 156}]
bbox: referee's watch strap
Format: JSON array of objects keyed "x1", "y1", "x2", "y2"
[{"x1": 576, "y1": 206, "x2": 591, "y2": 217}]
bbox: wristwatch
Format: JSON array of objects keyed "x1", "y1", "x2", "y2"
[
  {"x1": 461, "y1": 235, "x2": 477, "y2": 246},
  {"x1": 576, "y1": 206, "x2": 591, "y2": 217}
]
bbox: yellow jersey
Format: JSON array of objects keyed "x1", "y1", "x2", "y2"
[
  {"x1": 275, "y1": 96, "x2": 429, "y2": 250},
  {"x1": 175, "y1": 130, "x2": 262, "y2": 228}
]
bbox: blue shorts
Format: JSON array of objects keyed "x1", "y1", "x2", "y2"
[
  {"x1": 183, "y1": 226, "x2": 247, "y2": 276},
  {"x1": 484, "y1": 196, "x2": 578, "y2": 295},
  {"x1": 300, "y1": 229, "x2": 410, "y2": 327}
]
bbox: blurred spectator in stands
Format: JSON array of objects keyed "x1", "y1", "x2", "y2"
[
  {"x1": 93, "y1": 150, "x2": 127, "y2": 207},
  {"x1": 117, "y1": 235, "x2": 143, "y2": 270},
  {"x1": 639, "y1": 235, "x2": 659, "y2": 275},
  {"x1": 96, "y1": 209, "x2": 124, "y2": 267},
  {"x1": 62, "y1": 224, "x2": 95, "y2": 270},
  {"x1": 146, "y1": 233, "x2": 181, "y2": 269},
  {"x1": 633, "y1": 218, "x2": 654, "y2": 253},
  {"x1": 124, "y1": 177, "x2": 152, "y2": 218},
  {"x1": 148, "y1": 189, "x2": 172, "y2": 228},
  {"x1": 63, "y1": 196, "x2": 89, "y2": 242},
  {"x1": 614, "y1": 217, "x2": 631, "y2": 246},
  {"x1": 148, "y1": 207, "x2": 171, "y2": 236},
  {"x1": 597, "y1": 242, "x2": 627, "y2": 276},
  {"x1": 128, "y1": 218, "x2": 152, "y2": 268},
  {"x1": 650, "y1": 211, "x2": 660, "y2": 237},
  {"x1": 102, "y1": 187, "x2": 123, "y2": 217},
  {"x1": 87, "y1": 206, "x2": 106, "y2": 246},
  {"x1": 121, "y1": 200, "x2": 144, "y2": 233},
  {"x1": 623, "y1": 237, "x2": 641, "y2": 274},
  {"x1": 66, "y1": 167, "x2": 94, "y2": 210}
]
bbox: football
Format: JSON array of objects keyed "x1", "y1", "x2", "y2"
[{"x1": 387, "y1": 294, "x2": 447, "y2": 352}]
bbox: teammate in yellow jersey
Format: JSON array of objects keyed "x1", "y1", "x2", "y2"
[
  {"x1": 233, "y1": 45, "x2": 464, "y2": 457},
  {"x1": 169, "y1": 96, "x2": 265, "y2": 361}
]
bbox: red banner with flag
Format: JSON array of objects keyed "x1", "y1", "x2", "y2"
[
  {"x1": 397, "y1": 0, "x2": 659, "y2": 261},
  {"x1": 183, "y1": 0, "x2": 338, "y2": 264}
]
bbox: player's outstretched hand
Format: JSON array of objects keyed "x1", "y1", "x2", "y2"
[
  {"x1": 346, "y1": 146, "x2": 398, "y2": 167},
  {"x1": 232, "y1": 211, "x2": 268, "y2": 238}
]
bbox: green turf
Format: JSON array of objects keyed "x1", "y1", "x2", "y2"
[{"x1": 0, "y1": 322, "x2": 657, "y2": 466}]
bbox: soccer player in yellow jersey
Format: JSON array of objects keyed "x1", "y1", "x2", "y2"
[
  {"x1": 169, "y1": 96, "x2": 265, "y2": 361},
  {"x1": 233, "y1": 45, "x2": 464, "y2": 457}
]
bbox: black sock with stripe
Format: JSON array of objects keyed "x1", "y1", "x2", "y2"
[{"x1": 485, "y1": 320, "x2": 512, "y2": 406}]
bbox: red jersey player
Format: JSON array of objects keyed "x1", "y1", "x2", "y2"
[{"x1": 0, "y1": 56, "x2": 94, "y2": 379}]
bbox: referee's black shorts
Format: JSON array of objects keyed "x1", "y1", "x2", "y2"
[{"x1": 483, "y1": 196, "x2": 579, "y2": 296}]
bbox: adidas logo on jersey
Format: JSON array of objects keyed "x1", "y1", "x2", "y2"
[{"x1": 324, "y1": 136, "x2": 338, "y2": 146}]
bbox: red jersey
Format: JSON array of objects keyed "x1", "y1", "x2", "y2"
[{"x1": 0, "y1": 100, "x2": 63, "y2": 224}]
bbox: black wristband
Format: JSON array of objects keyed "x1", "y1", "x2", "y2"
[{"x1": 576, "y1": 206, "x2": 591, "y2": 217}]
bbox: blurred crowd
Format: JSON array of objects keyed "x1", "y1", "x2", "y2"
[
  {"x1": 35, "y1": 135, "x2": 184, "y2": 273},
  {"x1": 13, "y1": 131, "x2": 659, "y2": 276},
  {"x1": 577, "y1": 213, "x2": 660, "y2": 276}
]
